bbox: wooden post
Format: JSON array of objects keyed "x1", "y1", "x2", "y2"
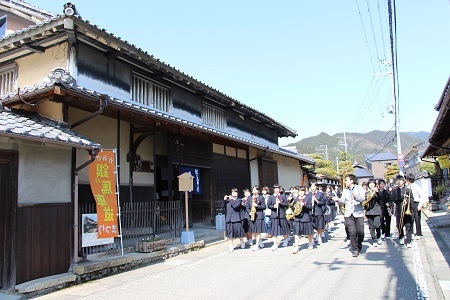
[{"x1": 185, "y1": 191, "x2": 189, "y2": 232}]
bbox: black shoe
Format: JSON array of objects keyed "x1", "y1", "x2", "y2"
[{"x1": 352, "y1": 250, "x2": 359, "y2": 257}]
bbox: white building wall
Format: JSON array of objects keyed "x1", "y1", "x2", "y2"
[
  {"x1": 17, "y1": 142, "x2": 71, "y2": 204},
  {"x1": 249, "y1": 147, "x2": 259, "y2": 187},
  {"x1": 275, "y1": 154, "x2": 302, "y2": 188}
]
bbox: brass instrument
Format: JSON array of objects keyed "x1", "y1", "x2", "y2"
[
  {"x1": 362, "y1": 189, "x2": 376, "y2": 210},
  {"x1": 250, "y1": 197, "x2": 257, "y2": 221},
  {"x1": 293, "y1": 200, "x2": 304, "y2": 215},
  {"x1": 285, "y1": 195, "x2": 295, "y2": 220},
  {"x1": 398, "y1": 186, "x2": 412, "y2": 230}
]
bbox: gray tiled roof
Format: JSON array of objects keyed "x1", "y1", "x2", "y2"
[
  {"x1": 354, "y1": 168, "x2": 374, "y2": 179},
  {"x1": 0, "y1": 77, "x2": 313, "y2": 164},
  {"x1": 0, "y1": 12, "x2": 296, "y2": 137},
  {"x1": 0, "y1": 108, "x2": 99, "y2": 149},
  {"x1": 364, "y1": 152, "x2": 397, "y2": 162}
]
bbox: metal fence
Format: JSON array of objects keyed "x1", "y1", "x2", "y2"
[{"x1": 79, "y1": 200, "x2": 183, "y2": 256}]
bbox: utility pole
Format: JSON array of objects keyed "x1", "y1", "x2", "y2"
[
  {"x1": 336, "y1": 156, "x2": 339, "y2": 173},
  {"x1": 337, "y1": 131, "x2": 348, "y2": 155},
  {"x1": 388, "y1": 0, "x2": 403, "y2": 174},
  {"x1": 315, "y1": 144, "x2": 328, "y2": 160}
]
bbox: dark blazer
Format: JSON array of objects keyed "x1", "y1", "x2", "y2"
[
  {"x1": 311, "y1": 191, "x2": 327, "y2": 216},
  {"x1": 251, "y1": 195, "x2": 266, "y2": 220},
  {"x1": 241, "y1": 196, "x2": 251, "y2": 220},
  {"x1": 293, "y1": 194, "x2": 313, "y2": 223},
  {"x1": 224, "y1": 198, "x2": 243, "y2": 223},
  {"x1": 268, "y1": 193, "x2": 288, "y2": 219},
  {"x1": 365, "y1": 190, "x2": 382, "y2": 216},
  {"x1": 379, "y1": 189, "x2": 393, "y2": 216}
]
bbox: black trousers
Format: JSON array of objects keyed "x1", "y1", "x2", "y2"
[
  {"x1": 410, "y1": 201, "x2": 422, "y2": 236},
  {"x1": 396, "y1": 206, "x2": 413, "y2": 243},
  {"x1": 345, "y1": 214, "x2": 364, "y2": 252},
  {"x1": 366, "y1": 215, "x2": 381, "y2": 240},
  {"x1": 381, "y1": 213, "x2": 392, "y2": 237}
]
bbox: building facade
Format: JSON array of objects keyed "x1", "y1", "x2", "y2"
[{"x1": 0, "y1": 1, "x2": 314, "y2": 289}]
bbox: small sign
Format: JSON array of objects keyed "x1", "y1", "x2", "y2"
[
  {"x1": 81, "y1": 214, "x2": 114, "y2": 247},
  {"x1": 397, "y1": 153, "x2": 404, "y2": 161},
  {"x1": 398, "y1": 160, "x2": 405, "y2": 168},
  {"x1": 178, "y1": 172, "x2": 194, "y2": 192}
]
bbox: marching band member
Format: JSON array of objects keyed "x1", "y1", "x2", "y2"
[
  {"x1": 378, "y1": 179, "x2": 393, "y2": 239},
  {"x1": 393, "y1": 175, "x2": 414, "y2": 247},
  {"x1": 334, "y1": 174, "x2": 366, "y2": 257},
  {"x1": 261, "y1": 186, "x2": 271, "y2": 238},
  {"x1": 325, "y1": 185, "x2": 336, "y2": 234},
  {"x1": 309, "y1": 182, "x2": 327, "y2": 245},
  {"x1": 364, "y1": 179, "x2": 383, "y2": 247},
  {"x1": 248, "y1": 185, "x2": 266, "y2": 251},
  {"x1": 223, "y1": 188, "x2": 245, "y2": 252},
  {"x1": 241, "y1": 188, "x2": 253, "y2": 247},
  {"x1": 406, "y1": 173, "x2": 427, "y2": 240},
  {"x1": 292, "y1": 186, "x2": 315, "y2": 253},
  {"x1": 268, "y1": 184, "x2": 290, "y2": 250}
]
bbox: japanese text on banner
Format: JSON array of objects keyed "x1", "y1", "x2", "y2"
[{"x1": 88, "y1": 150, "x2": 119, "y2": 238}]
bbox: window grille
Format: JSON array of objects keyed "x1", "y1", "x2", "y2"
[
  {"x1": 202, "y1": 104, "x2": 226, "y2": 130},
  {"x1": 131, "y1": 74, "x2": 171, "y2": 112},
  {"x1": 0, "y1": 64, "x2": 17, "y2": 95}
]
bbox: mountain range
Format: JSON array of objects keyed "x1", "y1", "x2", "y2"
[{"x1": 285, "y1": 130, "x2": 429, "y2": 164}]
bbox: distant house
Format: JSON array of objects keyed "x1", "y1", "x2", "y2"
[
  {"x1": 352, "y1": 163, "x2": 374, "y2": 182},
  {"x1": 363, "y1": 153, "x2": 397, "y2": 179},
  {"x1": 404, "y1": 142, "x2": 428, "y2": 175}
]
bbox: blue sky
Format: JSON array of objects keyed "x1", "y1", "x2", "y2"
[{"x1": 41, "y1": 1, "x2": 449, "y2": 147}]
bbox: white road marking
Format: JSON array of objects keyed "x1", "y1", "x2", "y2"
[{"x1": 412, "y1": 242, "x2": 430, "y2": 299}]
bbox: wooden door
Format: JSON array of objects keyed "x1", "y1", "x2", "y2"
[{"x1": 0, "y1": 151, "x2": 18, "y2": 290}]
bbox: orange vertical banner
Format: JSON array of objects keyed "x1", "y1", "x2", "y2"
[{"x1": 89, "y1": 150, "x2": 119, "y2": 238}]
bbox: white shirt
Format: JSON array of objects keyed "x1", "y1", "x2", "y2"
[{"x1": 410, "y1": 182, "x2": 427, "y2": 207}]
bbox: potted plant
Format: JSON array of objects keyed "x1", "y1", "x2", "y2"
[
  {"x1": 136, "y1": 235, "x2": 167, "y2": 253},
  {"x1": 432, "y1": 184, "x2": 447, "y2": 210}
]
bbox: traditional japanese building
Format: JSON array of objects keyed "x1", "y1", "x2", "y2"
[{"x1": 0, "y1": 1, "x2": 314, "y2": 289}]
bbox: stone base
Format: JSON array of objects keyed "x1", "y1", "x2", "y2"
[{"x1": 181, "y1": 231, "x2": 195, "y2": 244}]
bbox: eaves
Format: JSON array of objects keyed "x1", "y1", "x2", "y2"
[{"x1": 0, "y1": 14, "x2": 297, "y2": 138}]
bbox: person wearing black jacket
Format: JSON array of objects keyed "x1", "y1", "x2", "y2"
[
  {"x1": 223, "y1": 188, "x2": 245, "y2": 252},
  {"x1": 248, "y1": 185, "x2": 266, "y2": 251},
  {"x1": 378, "y1": 179, "x2": 393, "y2": 239},
  {"x1": 267, "y1": 184, "x2": 290, "y2": 250},
  {"x1": 310, "y1": 182, "x2": 327, "y2": 245},
  {"x1": 392, "y1": 175, "x2": 414, "y2": 247},
  {"x1": 292, "y1": 186, "x2": 315, "y2": 253},
  {"x1": 364, "y1": 179, "x2": 383, "y2": 247}
]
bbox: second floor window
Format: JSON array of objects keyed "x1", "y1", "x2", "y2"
[
  {"x1": 131, "y1": 74, "x2": 171, "y2": 112},
  {"x1": 202, "y1": 103, "x2": 226, "y2": 130},
  {"x1": 0, "y1": 64, "x2": 17, "y2": 95}
]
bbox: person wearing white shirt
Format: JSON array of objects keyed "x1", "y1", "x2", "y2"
[
  {"x1": 406, "y1": 173, "x2": 427, "y2": 239},
  {"x1": 333, "y1": 174, "x2": 366, "y2": 257}
]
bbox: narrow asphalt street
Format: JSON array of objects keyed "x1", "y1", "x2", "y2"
[{"x1": 31, "y1": 210, "x2": 450, "y2": 300}]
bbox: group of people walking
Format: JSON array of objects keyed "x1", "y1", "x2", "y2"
[
  {"x1": 223, "y1": 172, "x2": 428, "y2": 257},
  {"x1": 333, "y1": 173, "x2": 427, "y2": 256},
  {"x1": 223, "y1": 182, "x2": 340, "y2": 253}
]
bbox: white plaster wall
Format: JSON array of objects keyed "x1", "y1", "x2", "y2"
[
  {"x1": 276, "y1": 154, "x2": 302, "y2": 188},
  {"x1": 17, "y1": 142, "x2": 72, "y2": 204},
  {"x1": 69, "y1": 108, "x2": 166, "y2": 186},
  {"x1": 249, "y1": 147, "x2": 259, "y2": 187},
  {"x1": 16, "y1": 44, "x2": 67, "y2": 87}
]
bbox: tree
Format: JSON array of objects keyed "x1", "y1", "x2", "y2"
[
  {"x1": 338, "y1": 151, "x2": 350, "y2": 162},
  {"x1": 420, "y1": 161, "x2": 436, "y2": 176},
  {"x1": 384, "y1": 164, "x2": 400, "y2": 180},
  {"x1": 306, "y1": 154, "x2": 338, "y2": 177}
]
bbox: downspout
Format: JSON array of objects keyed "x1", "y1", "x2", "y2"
[
  {"x1": 73, "y1": 147, "x2": 99, "y2": 266},
  {"x1": 71, "y1": 95, "x2": 108, "y2": 129}
]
